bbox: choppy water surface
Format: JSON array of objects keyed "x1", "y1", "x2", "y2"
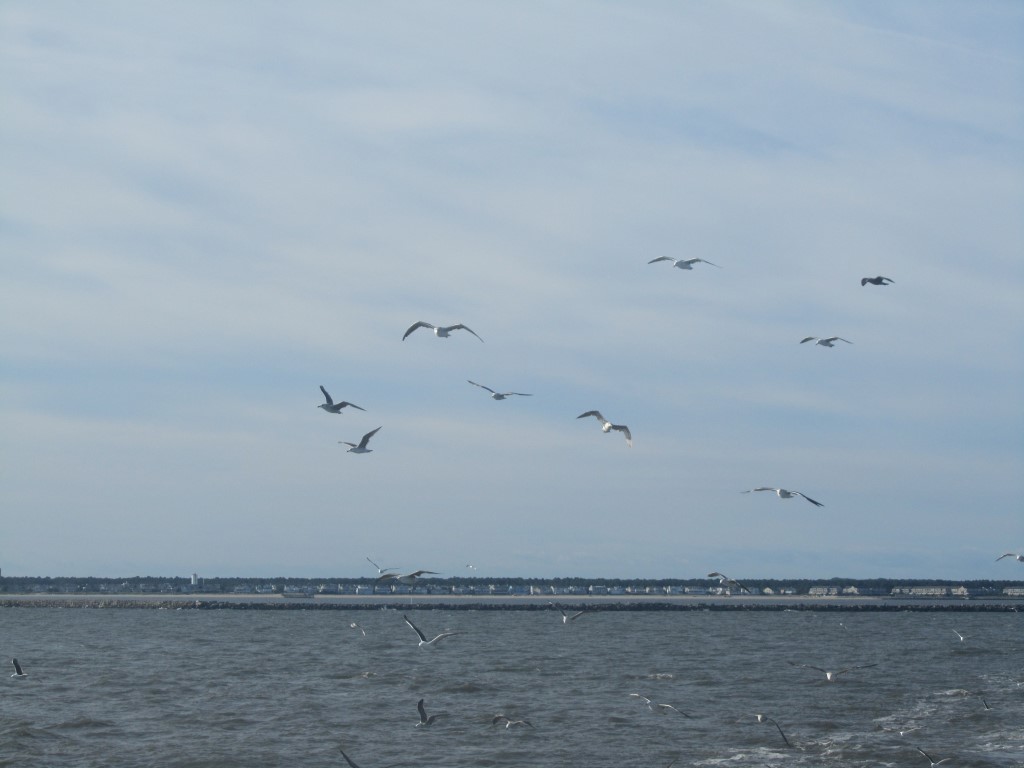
[{"x1": 1, "y1": 606, "x2": 1022, "y2": 767}]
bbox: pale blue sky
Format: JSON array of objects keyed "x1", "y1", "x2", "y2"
[{"x1": 2, "y1": 1, "x2": 1022, "y2": 580}]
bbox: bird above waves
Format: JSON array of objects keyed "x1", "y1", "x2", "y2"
[
  {"x1": 916, "y1": 747, "x2": 953, "y2": 766},
  {"x1": 755, "y1": 714, "x2": 791, "y2": 747},
  {"x1": 800, "y1": 336, "x2": 852, "y2": 347},
  {"x1": 317, "y1": 385, "x2": 365, "y2": 414},
  {"x1": 339, "y1": 426, "x2": 382, "y2": 454},
  {"x1": 403, "y1": 614, "x2": 462, "y2": 647},
  {"x1": 11, "y1": 659, "x2": 27, "y2": 679},
  {"x1": 648, "y1": 257, "x2": 721, "y2": 270},
  {"x1": 548, "y1": 602, "x2": 588, "y2": 623},
  {"x1": 492, "y1": 714, "x2": 534, "y2": 728},
  {"x1": 861, "y1": 276, "x2": 894, "y2": 286},
  {"x1": 467, "y1": 380, "x2": 532, "y2": 399},
  {"x1": 416, "y1": 698, "x2": 447, "y2": 727},
  {"x1": 745, "y1": 489, "x2": 823, "y2": 507},
  {"x1": 707, "y1": 572, "x2": 750, "y2": 593},
  {"x1": 338, "y1": 748, "x2": 401, "y2": 768},
  {"x1": 577, "y1": 410, "x2": 632, "y2": 447},
  {"x1": 995, "y1": 553, "x2": 1024, "y2": 563},
  {"x1": 402, "y1": 321, "x2": 483, "y2": 342},
  {"x1": 350, "y1": 622, "x2": 366, "y2": 637},
  {"x1": 629, "y1": 694, "x2": 692, "y2": 718},
  {"x1": 788, "y1": 661, "x2": 877, "y2": 682}
]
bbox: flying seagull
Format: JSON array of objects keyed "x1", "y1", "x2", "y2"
[
  {"x1": 492, "y1": 714, "x2": 534, "y2": 728},
  {"x1": 402, "y1": 321, "x2": 483, "y2": 342},
  {"x1": 548, "y1": 602, "x2": 587, "y2": 623},
  {"x1": 350, "y1": 622, "x2": 366, "y2": 637},
  {"x1": 467, "y1": 380, "x2": 532, "y2": 400},
  {"x1": 952, "y1": 629, "x2": 965, "y2": 643},
  {"x1": 317, "y1": 385, "x2": 365, "y2": 414},
  {"x1": 861, "y1": 276, "x2": 894, "y2": 286},
  {"x1": 707, "y1": 572, "x2": 750, "y2": 593},
  {"x1": 755, "y1": 714, "x2": 791, "y2": 747},
  {"x1": 339, "y1": 426, "x2": 382, "y2": 454},
  {"x1": 743, "y1": 487, "x2": 824, "y2": 507},
  {"x1": 403, "y1": 614, "x2": 463, "y2": 647},
  {"x1": 915, "y1": 747, "x2": 953, "y2": 766},
  {"x1": 378, "y1": 570, "x2": 439, "y2": 585},
  {"x1": 647, "y1": 257, "x2": 721, "y2": 270},
  {"x1": 800, "y1": 336, "x2": 853, "y2": 347},
  {"x1": 995, "y1": 553, "x2": 1024, "y2": 563},
  {"x1": 416, "y1": 698, "x2": 447, "y2": 727},
  {"x1": 10, "y1": 659, "x2": 27, "y2": 679},
  {"x1": 366, "y1": 557, "x2": 396, "y2": 576},
  {"x1": 629, "y1": 694, "x2": 692, "y2": 718},
  {"x1": 577, "y1": 411, "x2": 632, "y2": 447},
  {"x1": 788, "y1": 661, "x2": 877, "y2": 682}
]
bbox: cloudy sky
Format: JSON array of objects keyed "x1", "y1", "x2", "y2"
[{"x1": 2, "y1": 1, "x2": 1021, "y2": 580}]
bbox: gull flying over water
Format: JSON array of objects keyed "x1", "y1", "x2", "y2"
[
  {"x1": 402, "y1": 321, "x2": 483, "y2": 342},
  {"x1": 467, "y1": 380, "x2": 532, "y2": 400},
  {"x1": 707, "y1": 572, "x2": 750, "y2": 593},
  {"x1": 800, "y1": 336, "x2": 853, "y2": 347},
  {"x1": 338, "y1": 748, "x2": 401, "y2": 768},
  {"x1": 548, "y1": 602, "x2": 587, "y2": 623},
  {"x1": 492, "y1": 714, "x2": 534, "y2": 728},
  {"x1": 995, "y1": 553, "x2": 1024, "y2": 563},
  {"x1": 11, "y1": 659, "x2": 27, "y2": 678},
  {"x1": 629, "y1": 694, "x2": 692, "y2": 718},
  {"x1": 743, "y1": 487, "x2": 824, "y2": 507},
  {"x1": 755, "y1": 714, "x2": 791, "y2": 747},
  {"x1": 403, "y1": 614, "x2": 463, "y2": 647},
  {"x1": 861, "y1": 276, "x2": 895, "y2": 286},
  {"x1": 378, "y1": 570, "x2": 439, "y2": 585},
  {"x1": 788, "y1": 661, "x2": 877, "y2": 682},
  {"x1": 339, "y1": 426, "x2": 382, "y2": 454},
  {"x1": 416, "y1": 698, "x2": 447, "y2": 726},
  {"x1": 916, "y1": 747, "x2": 953, "y2": 766},
  {"x1": 350, "y1": 622, "x2": 366, "y2": 637},
  {"x1": 648, "y1": 257, "x2": 721, "y2": 270},
  {"x1": 577, "y1": 411, "x2": 632, "y2": 447},
  {"x1": 317, "y1": 385, "x2": 365, "y2": 414}
]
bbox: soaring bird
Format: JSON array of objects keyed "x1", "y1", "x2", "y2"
[
  {"x1": 707, "y1": 572, "x2": 750, "y2": 593},
  {"x1": 577, "y1": 411, "x2": 632, "y2": 447},
  {"x1": 995, "y1": 553, "x2": 1024, "y2": 563},
  {"x1": 402, "y1": 322, "x2": 483, "y2": 342},
  {"x1": 10, "y1": 659, "x2": 27, "y2": 679},
  {"x1": 915, "y1": 747, "x2": 953, "y2": 766},
  {"x1": 416, "y1": 698, "x2": 447, "y2": 726},
  {"x1": 492, "y1": 714, "x2": 534, "y2": 728},
  {"x1": 467, "y1": 380, "x2": 532, "y2": 400},
  {"x1": 788, "y1": 661, "x2": 877, "y2": 682},
  {"x1": 861, "y1": 276, "x2": 894, "y2": 286},
  {"x1": 378, "y1": 569, "x2": 439, "y2": 585},
  {"x1": 800, "y1": 336, "x2": 852, "y2": 347},
  {"x1": 629, "y1": 694, "x2": 692, "y2": 718},
  {"x1": 403, "y1": 614, "x2": 463, "y2": 647},
  {"x1": 648, "y1": 257, "x2": 721, "y2": 270},
  {"x1": 743, "y1": 487, "x2": 824, "y2": 507},
  {"x1": 317, "y1": 385, "x2": 366, "y2": 414},
  {"x1": 339, "y1": 426, "x2": 382, "y2": 454},
  {"x1": 548, "y1": 602, "x2": 588, "y2": 623},
  {"x1": 755, "y1": 714, "x2": 791, "y2": 747},
  {"x1": 366, "y1": 557, "x2": 396, "y2": 576}
]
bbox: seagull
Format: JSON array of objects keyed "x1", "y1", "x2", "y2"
[
  {"x1": 861, "y1": 276, "x2": 894, "y2": 286},
  {"x1": 378, "y1": 570, "x2": 439, "y2": 585},
  {"x1": 402, "y1": 321, "x2": 483, "y2": 342},
  {"x1": 995, "y1": 553, "x2": 1024, "y2": 563},
  {"x1": 350, "y1": 622, "x2": 366, "y2": 637},
  {"x1": 916, "y1": 747, "x2": 953, "y2": 766},
  {"x1": 338, "y1": 748, "x2": 401, "y2": 768},
  {"x1": 467, "y1": 380, "x2": 532, "y2": 400},
  {"x1": 366, "y1": 557, "x2": 396, "y2": 576},
  {"x1": 317, "y1": 385, "x2": 366, "y2": 414},
  {"x1": 629, "y1": 694, "x2": 692, "y2": 718},
  {"x1": 492, "y1": 714, "x2": 534, "y2": 728},
  {"x1": 743, "y1": 487, "x2": 824, "y2": 507},
  {"x1": 648, "y1": 257, "x2": 721, "y2": 270},
  {"x1": 952, "y1": 629, "x2": 965, "y2": 643},
  {"x1": 403, "y1": 614, "x2": 463, "y2": 647},
  {"x1": 707, "y1": 572, "x2": 750, "y2": 593},
  {"x1": 339, "y1": 426, "x2": 382, "y2": 454},
  {"x1": 548, "y1": 602, "x2": 587, "y2": 623},
  {"x1": 800, "y1": 336, "x2": 853, "y2": 347},
  {"x1": 416, "y1": 698, "x2": 447, "y2": 727},
  {"x1": 755, "y1": 714, "x2": 791, "y2": 747},
  {"x1": 577, "y1": 411, "x2": 632, "y2": 447},
  {"x1": 11, "y1": 659, "x2": 27, "y2": 679},
  {"x1": 788, "y1": 661, "x2": 877, "y2": 682}
]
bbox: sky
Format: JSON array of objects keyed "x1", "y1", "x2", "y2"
[{"x1": 1, "y1": 1, "x2": 1022, "y2": 581}]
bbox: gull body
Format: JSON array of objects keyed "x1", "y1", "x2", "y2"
[
  {"x1": 861, "y1": 276, "x2": 894, "y2": 286},
  {"x1": 755, "y1": 714, "x2": 791, "y2": 747},
  {"x1": 467, "y1": 380, "x2": 532, "y2": 400},
  {"x1": 707, "y1": 572, "x2": 750, "y2": 593},
  {"x1": 416, "y1": 698, "x2": 447, "y2": 727},
  {"x1": 11, "y1": 659, "x2": 27, "y2": 678},
  {"x1": 916, "y1": 747, "x2": 953, "y2": 766},
  {"x1": 743, "y1": 487, "x2": 824, "y2": 507},
  {"x1": 339, "y1": 426, "x2": 382, "y2": 454},
  {"x1": 800, "y1": 336, "x2": 853, "y2": 347},
  {"x1": 403, "y1": 614, "x2": 463, "y2": 647},
  {"x1": 379, "y1": 569, "x2": 438, "y2": 586},
  {"x1": 648, "y1": 257, "x2": 721, "y2": 270},
  {"x1": 402, "y1": 321, "x2": 483, "y2": 342},
  {"x1": 629, "y1": 694, "x2": 692, "y2": 718},
  {"x1": 788, "y1": 661, "x2": 877, "y2": 682},
  {"x1": 492, "y1": 714, "x2": 534, "y2": 728},
  {"x1": 995, "y1": 553, "x2": 1024, "y2": 563},
  {"x1": 317, "y1": 385, "x2": 365, "y2": 414},
  {"x1": 577, "y1": 410, "x2": 632, "y2": 447}
]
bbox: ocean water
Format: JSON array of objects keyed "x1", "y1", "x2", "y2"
[{"x1": 1, "y1": 606, "x2": 1022, "y2": 767}]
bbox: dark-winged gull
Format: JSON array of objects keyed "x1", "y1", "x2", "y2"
[
  {"x1": 403, "y1": 614, "x2": 463, "y2": 647},
  {"x1": 416, "y1": 698, "x2": 447, "y2": 726},
  {"x1": 467, "y1": 380, "x2": 532, "y2": 400},
  {"x1": 492, "y1": 714, "x2": 534, "y2": 728},
  {"x1": 788, "y1": 661, "x2": 877, "y2": 682},
  {"x1": 577, "y1": 410, "x2": 632, "y2": 447},
  {"x1": 10, "y1": 659, "x2": 27, "y2": 679},
  {"x1": 743, "y1": 487, "x2": 824, "y2": 507},
  {"x1": 916, "y1": 747, "x2": 953, "y2": 766},
  {"x1": 800, "y1": 336, "x2": 853, "y2": 347},
  {"x1": 548, "y1": 602, "x2": 587, "y2": 623},
  {"x1": 861, "y1": 276, "x2": 894, "y2": 286},
  {"x1": 648, "y1": 257, "x2": 721, "y2": 270},
  {"x1": 707, "y1": 572, "x2": 750, "y2": 593},
  {"x1": 755, "y1": 714, "x2": 791, "y2": 747},
  {"x1": 339, "y1": 426, "x2": 382, "y2": 454},
  {"x1": 378, "y1": 570, "x2": 438, "y2": 586},
  {"x1": 402, "y1": 321, "x2": 483, "y2": 342},
  {"x1": 317, "y1": 385, "x2": 366, "y2": 414}
]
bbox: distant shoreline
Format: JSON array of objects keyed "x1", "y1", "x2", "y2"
[{"x1": 1, "y1": 593, "x2": 1020, "y2": 612}]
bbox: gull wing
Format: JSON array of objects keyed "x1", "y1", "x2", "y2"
[
  {"x1": 647, "y1": 256, "x2": 673, "y2": 264},
  {"x1": 402, "y1": 321, "x2": 434, "y2": 340},
  {"x1": 800, "y1": 337, "x2": 818, "y2": 344},
  {"x1": 468, "y1": 380, "x2": 496, "y2": 394},
  {"x1": 577, "y1": 410, "x2": 605, "y2": 421},
  {"x1": 358, "y1": 426, "x2": 382, "y2": 449},
  {"x1": 795, "y1": 491, "x2": 824, "y2": 507},
  {"x1": 319, "y1": 385, "x2": 334, "y2": 405},
  {"x1": 337, "y1": 401, "x2": 366, "y2": 411},
  {"x1": 695, "y1": 258, "x2": 721, "y2": 268},
  {"x1": 995, "y1": 553, "x2": 1021, "y2": 561},
  {"x1": 446, "y1": 323, "x2": 483, "y2": 342},
  {"x1": 611, "y1": 424, "x2": 632, "y2": 446},
  {"x1": 827, "y1": 337, "x2": 853, "y2": 344},
  {"x1": 403, "y1": 614, "x2": 428, "y2": 642}
]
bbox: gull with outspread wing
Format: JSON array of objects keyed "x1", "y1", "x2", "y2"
[
  {"x1": 339, "y1": 426, "x2": 382, "y2": 454},
  {"x1": 743, "y1": 487, "x2": 824, "y2": 507},
  {"x1": 403, "y1": 614, "x2": 463, "y2": 647},
  {"x1": 467, "y1": 380, "x2": 531, "y2": 400},
  {"x1": 577, "y1": 411, "x2": 632, "y2": 447},
  {"x1": 800, "y1": 336, "x2": 853, "y2": 347},
  {"x1": 648, "y1": 257, "x2": 721, "y2": 270},
  {"x1": 317, "y1": 385, "x2": 365, "y2": 414},
  {"x1": 403, "y1": 321, "x2": 483, "y2": 342},
  {"x1": 788, "y1": 661, "x2": 877, "y2": 682}
]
